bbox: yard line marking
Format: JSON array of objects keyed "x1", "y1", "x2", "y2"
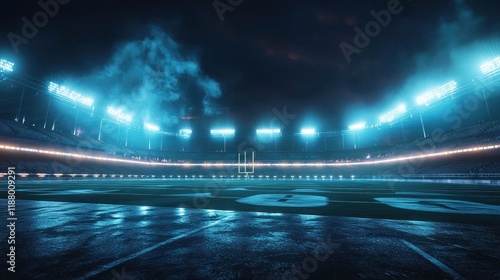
[
  {"x1": 81, "y1": 216, "x2": 231, "y2": 279},
  {"x1": 402, "y1": 240, "x2": 465, "y2": 280}
]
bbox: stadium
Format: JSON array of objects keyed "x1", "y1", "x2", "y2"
[
  {"x1": 1, "y1": 1, "x2": 500, "y2": 279},
  {"x1": 1, "y1": 54, "x2": 500, "y2": 279}
]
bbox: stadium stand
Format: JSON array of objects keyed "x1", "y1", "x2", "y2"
[{"x1": 1, "y1": 115, "x2": 499, "y2": 179}]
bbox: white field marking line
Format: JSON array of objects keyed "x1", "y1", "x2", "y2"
[
  {"x1": 31, "y1": 192, "x2": 243, "y2": 200},
  {"x1": 81, "y1": 215, "x2": 231, "y2": 279},
  {"x1": 449, "y1": 244, "x2": 500, "y2": 259},
  {"x1": 402, "y1": 240, "x2": 465, "y2": 280},
  {"x1": 328, "y1": 200, "x2": 381, "y2": 204},
  {"x1": 28, "y1": 189, "x2": 500, "y2": 201}
]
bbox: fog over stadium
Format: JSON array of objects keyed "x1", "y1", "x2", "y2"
[
  {"x1": 1, "y1": 0, "x2": 499, "y2": 131},
  {"x1": 1, "y1": 1, "x2": 500, "y2": 279},
  {"x1": 61, "y1": 26, "x2": 223, "y2": 127}
]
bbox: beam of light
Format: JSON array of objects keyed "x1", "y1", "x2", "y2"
[
  {"x1": 480, "y1": 57, "x2": 500, "y2": 75},
  {"x1": 300, "y1": 128, "x2": 316, "y2": 135},
  {"x1": 48, "y1": 82, "x2": 94, "y2": 107},
  {"x1": 107, "y1": 106, "x2": 132, "y2": 124},
  {"x1": 0, "y1": 59, "x2": 14, "y2": 72},
  {"x1": 416, "y1": 81, "x2": 457, "y2": 106},
  {"x1": 1, "y1": 143, "x2": 498, "y2": 171},
  {"x1": 379, "y1": 104, "x2": 407, "y2": 123},
  {"x1": 348, "y1": 122, "x2": 366, "y2": 130},
  {"x1": 179, "y1": 129, "x2": 192, "y2": 138},
  {"x1": 145, "y1": 123, "x2": 160, "y2": 131},
  {"x1": 256, "y1": 128, "x2": 281, "y2": 135},
  {"x1": 210, "y1": 129, "x2": 235, "y2": 136}
]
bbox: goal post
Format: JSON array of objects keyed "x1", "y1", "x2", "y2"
[{"x1": 238, "y1": 151, "x2": 255, "y2": 178}]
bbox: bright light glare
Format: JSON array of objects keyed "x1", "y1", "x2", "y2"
[
  {"x1": 0, "y1": 59, "x2": 14, "y2": 72},
  {"x1": 379, "y1": 104, "x2": 407, "y2": 123},
  {"x1": 107, "y1": 106, "x2": 132, "y2": 124},
  {"x1": 145, "y1": 123, "x2": 160, "y2": 131},
  {"x1": 179, "y1": 129, "x2": 192, "y2": 137},
  {"x1": 416, "y1": 81, "x2": 457, "y2": 106},
  {"x1": 348, "y1": 122, "x2": 366, "y2": 130},
  {"x1": 48, "y1": 82, "x2": 94, "y2": 107},
  {"x1": 0, "y1": 143, "x2": 498, "y2": 170},
  {"x1": 256, "y1": 128, "x2": 281, "y2": 135},
  {"x1": 480, "y1": 57, "x2": 500, "y2": 75},
  {"x1": 300, "y1": 128, "x2": 316, "y2": 135},
  {"x1": 210, "y1": 129, "x2": 235, "y2": 136}
]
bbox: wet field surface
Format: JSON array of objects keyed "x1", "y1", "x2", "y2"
[{"x1": 1, "y1": 179, "x2": 499, "y2": 279}]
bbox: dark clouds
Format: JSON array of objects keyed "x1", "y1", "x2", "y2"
[{"x1": 1, "y1": 0, "x2": 499, "y2": 130}]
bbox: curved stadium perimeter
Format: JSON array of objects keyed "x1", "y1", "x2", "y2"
[{"x1": 1, "y1": 63, "x2": 500, "y2": 279}]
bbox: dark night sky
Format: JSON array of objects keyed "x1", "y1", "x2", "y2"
[{"x1": 1, "y1": 0, "x2": 500, "y2": 131}]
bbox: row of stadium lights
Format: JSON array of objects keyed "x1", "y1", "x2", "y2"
[
  {"x1": 1, "y1": 57, "x2": 500, "y2": 144},
  {"x1": 1, "y1": 172, "x2": 357, "y2": 180},
  {"x1": 1, "y1": 143, "x2": 499, "y2": 168}
]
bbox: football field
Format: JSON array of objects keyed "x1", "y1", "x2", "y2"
[{"x1": 2, "y1": 178, "x2": 500, "y2": 279}]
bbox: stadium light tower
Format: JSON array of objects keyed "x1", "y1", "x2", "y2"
[
  {"x1": 478, "y1": 57, "x2": 500, "y2": 120},
  {"x1": 179, "y1": 129, "x2": 192, "y2": 151},
  {"x1": 48, "y1": 82, "x2": 94, "y2": 136},
  {"x1": 480, "y1": 57, "x2": 500, "y2": 76},
  {"x1": 300, "y1": 128, "x2": 317, "y2": 152},
  {"x1": 256, "y1": 128, "x2": 281, "y2": 151},
  {"x1": 379, "y1": 104, "x2": 407, "y2": 143},
  {"x1": 379, "y1": 104, "x2": 407, "y2": 124},
  {"x1": 210, "y1": 129, "x2": 235, "y2": 152},
  {"x1": 179, "y1": 129, "x2": 192, "y2": 138},
  {"x1": 348, "y1": 122, "x2": 366, "y2": 131},
  {"x1": 300, "y1": 128, "x2": 316, "y2": 135},
  {"x1": 0, "y1": 59, "x2": 14, "y2": 72},
  {"x1": 104, "y1": 106, "x2": 133, "y2": 145},
  {"x1": 348, "y1": 122, "x2": 365, "y2": 149},
  {"x1": 416, "y1": 80, "x2": 457, "y2": 107},
  {"x1": 145, "y1": 123, "x2": 160, "y2": 150},
  {"x1": 1, "y1": 59, "x2": 23, "y2": 123},
  {"x1": 107, "y1": 106, "x2": 132, "y2": 124},
  {"x1": 416, "y1": 81, "x2": 457, "y2": 138},
  {"x1": 48, "y1": 82, "x2": 94, "y2": 107}
]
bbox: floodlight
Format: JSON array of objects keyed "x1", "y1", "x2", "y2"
[
  {"x1": 0, "y1": 59, "x2": 14, "y2": 72},
  {"x1": 210, "y1": 129, "x2": 235, "y2": 136},
  {"x1": 300, "y1": 128, "x2": 316, "y2": 135},
  {"x1": 416, "y1": 81, "x2": 457, "y2": 106},
  {"x1": 145, "y1": 123, "x2": 160, "y2": 131},
  {"x1": 179, "y1": 129, "x2": 192, "y2": 138},
  {"x1": 256, "y1": 128, "x2": 281, "y2": 135},
  {"x1": 348, "y1": 122, "x2": 366, "y2": 130},
  {"x1": 48, "y1": 82, "x2": 94, "y2": 107},
  {"x1": 379, "y1": 104, "x2": 407, "y2": 123},
  {"x1": 107, "y1": 106, "x2": 132, "y2": 124},
  {"x1": 480, "y1": 57, "x2": 500, "y2": 75}
]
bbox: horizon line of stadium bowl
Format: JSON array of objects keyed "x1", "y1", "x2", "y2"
[
  {"x1": 1, "y1": 117, "x2": 499, "y2": 179},
  {"x1": 0, "y1": 57, "x2": 499, "y2": 142}
]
